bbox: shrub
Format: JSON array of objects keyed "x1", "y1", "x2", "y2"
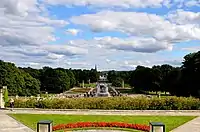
[
  {"x1": 8, "y1": 96, "x2": 200, "y2": 110},
  {"x1": 3, "y1": 88, "x2": 9, "y2": 103}
]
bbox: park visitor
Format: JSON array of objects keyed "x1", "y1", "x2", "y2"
[{"x1": 9, "y1": 98, "x2": 14, "y2": 111}]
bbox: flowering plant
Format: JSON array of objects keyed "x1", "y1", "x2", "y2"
[{"x1": 52, "y1": 122, "x2": 150, "y2": 131}]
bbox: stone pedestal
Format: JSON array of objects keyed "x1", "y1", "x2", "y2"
[{"x1": 0, "y1": 88, "x2": 5, "y2": 108}]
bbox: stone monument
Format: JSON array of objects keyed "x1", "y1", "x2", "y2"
[
  {"x1": 96, "y1": 73, "x2": 110, "y2": 97},
  {"x1": 0, "y1": 86, "x2": 6, "y2": 109}
]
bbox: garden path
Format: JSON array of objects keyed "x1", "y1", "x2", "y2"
[
  {"x1": 170, "y1": 116, "x2": 200, "y2": 132},
  {"x1": 0, "y1": 111, "x2": 34, "y2": 132},
  {"x1": 4, "y1": 108, "x2": 200, "y2": 116}
]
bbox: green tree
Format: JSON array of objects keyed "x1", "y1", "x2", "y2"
[
  {"x1": 19, "y1": 67, "x2": 41, "y2": 80},
  {"x1": 89, "y1": 68, "x2": 99, "y2": 83},
  {"x1": 107, "y1": 70, "x2": 117, "y2": 83},
  {"x1": 22, "y1": 70, "x2": 40, "y2": 96},
  {"x1": 66, "y1": 69, "x2": 76, "y2": 88},
  {"x1": 41, "y1": 68, "x2": 70, "y2": 93},
  {"x1": 160, "y1": 64, "x2": 173, "y2": 93},
  {"x1": 112, "y1": 77, "x2": 123, "y2": 87},
  {"x1": 129, "y1": 66, "x2": 152, "y2": 92},
  {"x1": 151, "y1": 66, "x2": 162, "y2": 94},
  {"x1": 179, "y1": 51, "x2": 200, "y2": 96},
  {"x1": 0, "y1": 60, "x2": 25, "y2": 96},
  {"x1": 165, "y1": 67, "x2": 182, "y2": 96}
]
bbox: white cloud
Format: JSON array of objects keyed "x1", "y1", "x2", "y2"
[
  {"x1": 71, "y1": 10, "x2": 200, "y2": 44},
  {"x1": 60, "y1": 36, "x2": 172, "y2": 53},
  {"x1": 0, "y1": 0, "x2": 84, "y2": 69},
  {"x1": 43, "y1": 45, "x2": 88, "y2": 56},
  {"x1": 45, "y1": 0, "x2": 166, "y2": 8},
  {"x1": 0, "y1": 0, "x2": 39, "y2": 16},
  {"x1": 47, "y1": 53, "x2": 64, "y2": 60},
  {"x1": 119, "y1": 58, "x2": 182, "y2": 70},
  {"x1": 45, "y1": 0, "x2": 200, "y2": 9},
  {"x1": 0, "y1": 0, "x2": 68, "y2": 47},
  {"x1": 93, "y1": 36, "x2": 172, "y2": 53},
  {"x1": 185, "y1": 0, "x2": 200, "y2": 7},
  {"x1": 4, "y1": 44, "x2": 87, "y2": 58},
  {"x1": 106, "y1": 59, "x2": 111, "y2": 63},
  {"x1": 66, "y1": 29, "x2": 81, "y2": 36},
  {"x1": 167, "y1": 9, "x2": 200, "y2": 25},
  {"x1": 181, "y1": 47, "x2": 200, "y2": 52},
  {"x1": 0, "y1": 0, "x2": 198, "y2": 70},
  {"x1": 64, "y1": 61, "x2": 92, "y2": 69},
  {"x1": 27, "y1": 62, "x2": 40, "y2": 66},
  {"x1": 124, "y1": 60, "x2": 129, "y2": 65}
]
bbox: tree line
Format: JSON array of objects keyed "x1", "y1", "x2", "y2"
[
  {"x1": 1, "y1": 51, "x2": 200, "y2": 97},
  {"x1": 0, "y1": 61, "x2": 99, "y2": 96},
  {"x1": 106, "y1": 51, "x2": 200, "y2": 97},
  {"x1": 130, "y1": 51, "x2": 200, "y2": 97}
]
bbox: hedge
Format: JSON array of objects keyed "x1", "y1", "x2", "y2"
[{"x1": 5, "y1": 96, "x2": 200, "y2": 110}]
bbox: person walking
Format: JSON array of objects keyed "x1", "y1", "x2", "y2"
[{"x1": 9, "y1": 98, "x2": 14, "y2": 111}]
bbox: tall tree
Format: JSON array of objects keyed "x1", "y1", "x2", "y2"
[
  {"x1": 21, "y1": 70, "x2": 40, "y2": 96},
  {"x1": 89, "y1": 68, "x2": 98, "y2": 83},
  {"x1": 180, "y1": 51, "x2": 200, "y2": 96},
  {"x1": 66, "y1": 69, "x2": 76, "y2": 88},
  {"x1": 41, "y1": 68, "x2": 70, "y2": 93},
  {"x1": 165, "y1": 67, "x2": 182, "y2": 96},
  {"x1": 130, "y1": 66, "x2": 152, "y2": 92},
  {"x1": 160, "y1": 64, "x2": 173, "y2": 93}
]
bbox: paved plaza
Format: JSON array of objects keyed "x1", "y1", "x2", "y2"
[{"x1": 1, "y1": 109, "x2": 200, "y2": 132}]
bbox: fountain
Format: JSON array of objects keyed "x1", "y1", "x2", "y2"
[{"x1": 96, "y1": 73, "x2": 111, "y2": 97}]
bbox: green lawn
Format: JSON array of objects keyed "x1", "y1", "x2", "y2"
[{"x1": 9, "y1": 114, "x2": 196, "y2": 132}]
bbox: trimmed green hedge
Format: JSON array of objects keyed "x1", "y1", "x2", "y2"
[{"x1": 6, "y1": 96, "x2": 200, "y2": 110}]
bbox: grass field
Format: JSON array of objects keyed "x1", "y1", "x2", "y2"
[{"x1": 9, "y1": 114, "x2": 196, "y2": 132}]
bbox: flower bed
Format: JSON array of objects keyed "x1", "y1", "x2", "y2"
[{"x1": 52, "y1": 122, "x2": 150, "y2": 132}]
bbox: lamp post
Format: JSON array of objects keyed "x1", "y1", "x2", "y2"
[
  {"x1": 37, "y1": 120, "x2": 53, "y2": 132},
  {"x1": 150, "y1": 122, "x2": 165, "y2": 132}
]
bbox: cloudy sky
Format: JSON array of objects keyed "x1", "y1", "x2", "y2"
[{"x1": 1, "y1": 0, "x2": 200, "y2": 71}]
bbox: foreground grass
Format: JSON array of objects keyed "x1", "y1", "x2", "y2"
[{"x1": 9, "y1": 114, "x2": 196, "y2": 132}]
